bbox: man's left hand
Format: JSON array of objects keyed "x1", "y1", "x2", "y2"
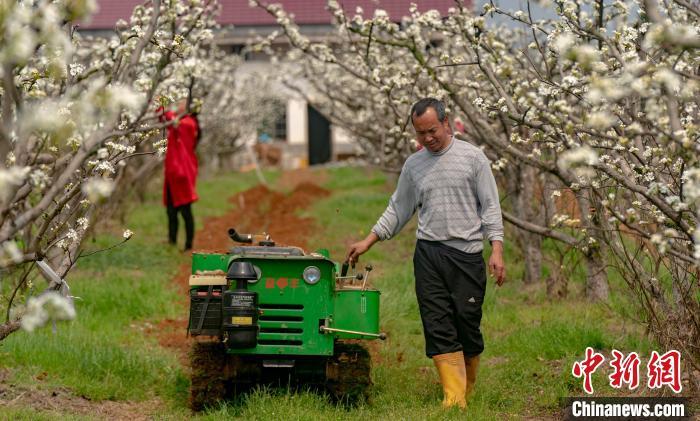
[{"x1": 489, "y1": 241, "x2": 506, "y2": 286}]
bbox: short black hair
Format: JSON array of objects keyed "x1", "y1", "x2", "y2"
[{"x1": 410, "y1": 98, "x2": 447, "y2": 124}]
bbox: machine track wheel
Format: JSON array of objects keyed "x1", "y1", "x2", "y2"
[
  {"x1": 325, "y1": 341, "x2": 372, "y2": 404},
  {"x1": 226, "y1": 354, "x2": 260, "y2": 399},
  {"x1": 190, "y1": 340, "x2": 227, "y2": 411}
]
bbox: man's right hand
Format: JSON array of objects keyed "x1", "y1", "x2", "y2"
[{"x1": 346, "y1": 232, "x2": 380, "y2": 265}]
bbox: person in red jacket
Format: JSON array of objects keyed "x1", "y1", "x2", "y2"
[{"x1": 159, "y1": 100, "x2": 199, "y2": 251}]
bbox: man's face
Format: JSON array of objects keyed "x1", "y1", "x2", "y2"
[{"x1": 412, "y1": 107, "x2": 451, "y2": 153}]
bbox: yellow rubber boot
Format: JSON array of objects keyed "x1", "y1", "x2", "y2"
[
  {"x1": 432, "y1": 351, "x2": 467, "y2": 409},
  {"x1": 464, "y1": 354, "x2": 481, "y2": 403}
]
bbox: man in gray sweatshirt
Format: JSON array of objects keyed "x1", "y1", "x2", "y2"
[{"x1": 346, "y1": 98, "x2": 505, "y2": 409}]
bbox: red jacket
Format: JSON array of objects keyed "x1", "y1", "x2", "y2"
[{"x1": 161, "y1": 110, "x2": 199, "y2": 207}]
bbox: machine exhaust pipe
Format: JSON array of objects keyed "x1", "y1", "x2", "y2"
[{"x1": 228, "y1": 228, "x2": 253, "y2": 244}]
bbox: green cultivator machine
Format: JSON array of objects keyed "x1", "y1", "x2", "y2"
[{"x1": 187, "y1": 229, "x2": 385, "y2": 410}]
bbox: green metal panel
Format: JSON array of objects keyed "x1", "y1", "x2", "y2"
[
  {"x1": 190, "y1": 251, "x2": 383, "y2": 355},
  {"x1": 332, "y1": 289, "x2": 381, "y2": 339},
  {"x1": 190, "y1": 252, "x2": 336, "y2": 357},
  {"x1": 191, "y1": 253, "x2": 229, "y2": 273}
]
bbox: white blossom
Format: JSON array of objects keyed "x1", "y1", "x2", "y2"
[
  {"x1": 82, "y1": 178, "x2": 115, "y2": 202},
  {"x1": 586, "y1": 111, "x2": 616, "y2": 130},
  {"x1": 97, "y1": 148, "x2": 109, "y2": 159},
  {"x1": 552, "y1": 32, "x2": 576, "y2": 53},
  {"x1": 95, "y1": 161, "x2": 116, "y2": 174},
  {"x1": 29, "y1": 169, "x2": 50, "y2": 189},
  {"x1": 69, "y1": 63, "x2": 85, "y2": 77},
  {"x1": 20, "y1": 292, "x2": 76, "y2": 333},
  {"x1": 65, "y1": 229, "x2": 79, "y2": 242},
  {"x1": 558, "y1": 146, "x2": 598, "y2": 178},
  {"x1": 0, "y1": 241, "x2": 23, "y2": 266},
  {"x1": 76, "y1": 217, "x2": 89, "y2": 230},
  {"x1": 153, "y1": 138, "x2": 167, "y2": 148},
  {"x1": 105, "y1": 141, "x2": 136, "y2": 154},
  {"x1": 682, "y1": 168, "x2": 700, "y2": 203},
  {"x1": 653, "y1": 68, "x2": 681, "y2": 93},
  {"x1": 0, "y1": 166, "x2": 30, "y2": 203},
  {"x1": 570, "y1": 45, "x2": 601, "y2": 70},
  {"x1": 373, "y1": 9, "x2": 388, "y2": 19},
  {"x1": 108, "y1": 85, "x2": 144, "y2": 112}
]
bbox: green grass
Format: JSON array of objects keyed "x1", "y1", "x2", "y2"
[
  {"x1": 0, "y1": 166, "x2": 656, "y2": 419},
  {"x1": 0, "y1": 408, "x2": 91, "y2": 421}
]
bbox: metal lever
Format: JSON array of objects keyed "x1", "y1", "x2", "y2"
[
  {"x1": 336, "y1": 273, "x2": 363, "y2": 281},
  {"x1": 319, "y1": 326, "x2": 387, "y2": 340},
  {"x1": 361, "y1": 264, "x2": 373, "y2": 290}
]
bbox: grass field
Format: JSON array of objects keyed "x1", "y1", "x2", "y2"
[{"x1": 0, "y1": 167, "x2": 658, "y2": 420}]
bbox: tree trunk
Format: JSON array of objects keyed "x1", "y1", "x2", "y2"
[
  {"x1": 521, "y1": 167, "x2": 543, "y2": 284},
  {"x1": 0, "y1": 321, "x2": 20, "y2": 341},
  {"x1": 508, "y1": 164, "x2": 543, "y2": 284},
  {"x1": 584, "y1": 250, "x2": 609, "y2": 301},
  {"x1": 578, "y1": 192, "x2": 609, "y2": 301},
  {"x1": 523, "y1": 237, "x2": 542, "y2": 284}
]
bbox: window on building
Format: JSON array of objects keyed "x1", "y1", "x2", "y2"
[
  {"x1": 257, "y1": 100, "x2": 287, "y2": 142},
  {"x1": 273, "y1": 112, "x2": 287, "y2": 140}
]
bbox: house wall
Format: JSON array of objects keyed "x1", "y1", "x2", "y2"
[{"x1": 287, "y1": 98, "x2": 307, "y2": 146}]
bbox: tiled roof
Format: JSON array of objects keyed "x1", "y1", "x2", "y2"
[{"x1": 80, "y1": 0, "x2": 463, "y2": 30}]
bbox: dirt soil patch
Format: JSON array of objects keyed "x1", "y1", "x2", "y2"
[
  {"x1": 0, "y1": 369, "x2": 164, "y2": 420},
  {"x1": 150, "y1": 177, "x2": 331, "y2": 365},
  {"x1": 275, "y1": 168, "x2": 328, "y2": 192}
]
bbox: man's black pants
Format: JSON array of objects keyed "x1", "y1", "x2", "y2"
[{"x1": 413, "y1": 240, "x2": 487, "y2": 358}]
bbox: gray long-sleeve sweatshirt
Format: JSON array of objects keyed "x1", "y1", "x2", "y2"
[{"x1": 371, "y1": 137, "x2": 504, "y2": 253}]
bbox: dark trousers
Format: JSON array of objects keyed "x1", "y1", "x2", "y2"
[
  {"x1": 413, "y1": 240, "x2": 487, "y2": 357},
  {"x1": 166, "y1": 187, "x2": 194, "y2": 250}
]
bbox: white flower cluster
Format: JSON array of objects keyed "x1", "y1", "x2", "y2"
[
  {"x1": 0, "y1": 166, "x2": 30, "y2": 204},
  {"x1": 491, "y1": 157, "x2": 508, "y2": 171},
  {"x1": 682, "y1": 168, "x2": 700, "y2": 204},
  {"x1": 550, "y1": 213, "x2": 581, "y2": 228},
  {"x1": 586, "y1": 112, "x2": 616, "y2": 130},
  {"x1": 20, "y1": 292, "x2": 76, "y2": 333},
  {"x1": 94, "y1": 161, "x2": 116, "y2": 174},
  {"x1": 558, "y1": 146, "x2": 598, "y2": 178},
  {"x1": 76, "y1": 217, "x2": 89, "y2": 231},
  {"x1": 81, "y1": 178, "x2": 115, "y2": 202},
  {"x1": 105, "y1": 141, "x2": 136, "y2": 154},
  {"x1": 0, "y1": 241, "x2": 23, "y2": 267},
  {"x1": 29, "y1": 168, "x2": 51, "y2": 189},
  {"x1": 69, "y1": 63, "x2": 85, "y2": 77},
  {"x1": 650, "y1": 228, "x2": 680, "y2": 255}
]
